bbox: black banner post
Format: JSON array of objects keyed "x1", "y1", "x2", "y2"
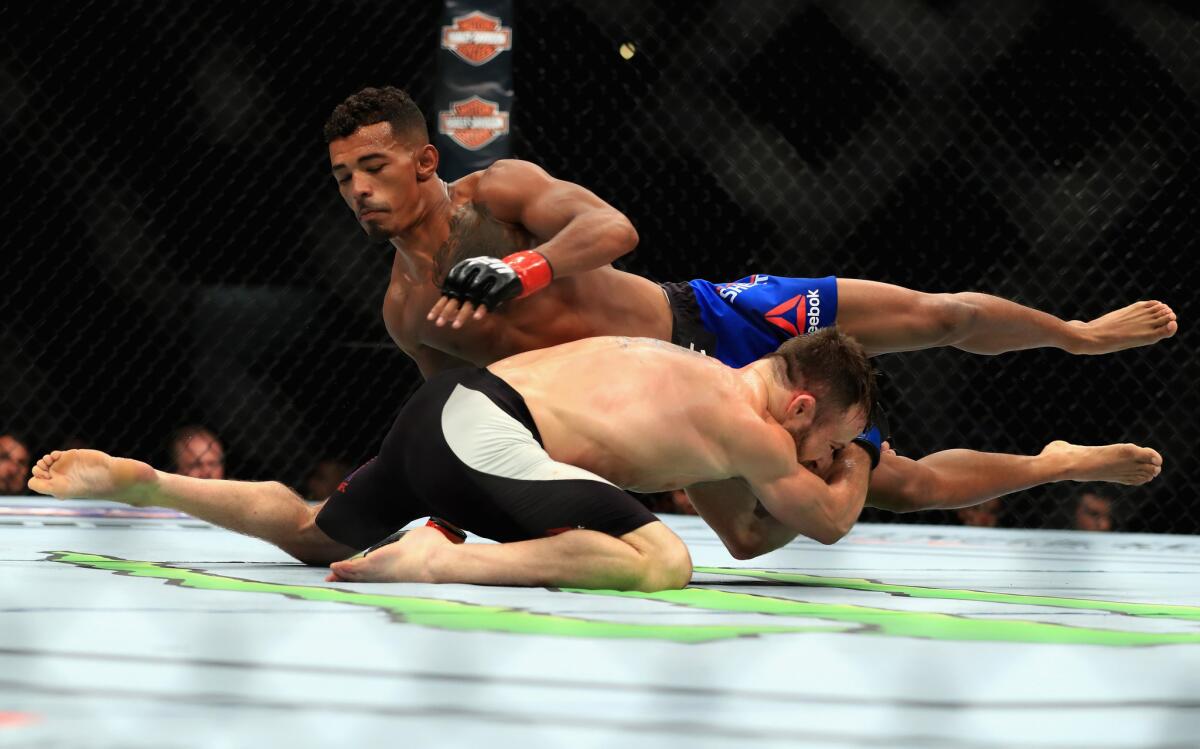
[{"x1": 435, "y1": 0, "x2": 514, "y2": 180}]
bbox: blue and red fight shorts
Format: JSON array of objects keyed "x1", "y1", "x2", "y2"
[{"x1": 661, "y1": 274, "x2": 839, "y2": 367}]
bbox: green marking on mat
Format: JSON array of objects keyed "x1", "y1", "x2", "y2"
[
  {"x1": 48, "y1": 552, "x2": 1200, "y2": 646},
  {"x1": 571, "y1": 586, "x2": 1200, "y2": 647},
  {"x1": 46, "y1": 552, "x2": 840, "y2": 643},
  {"x1": 693, "y1": 567, "x2": 1200, "y2": 620}
]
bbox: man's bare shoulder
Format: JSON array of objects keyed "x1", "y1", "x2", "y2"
[
  {"x1": 473, "y1": 159, "x2": 553, "y2": 199},
  {"x1": 705, "y1": 389, "x2": 797, "y2": 483}
]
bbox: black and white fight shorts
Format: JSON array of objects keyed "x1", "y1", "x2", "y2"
[{"x1": 315, "y1": 367, "x2": 659, "y2": 550}]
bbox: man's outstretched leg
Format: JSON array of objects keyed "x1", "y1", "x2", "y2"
[
  {"x1": 683, "y1": 440, "x2": 1162, "y2": 561},
  {"x1": 866, "y1": 441, "x2": 1163, "y2": 514},
  {"x1": 836, "y1": 279, "x2": 1177, "y2": 356},
  {"x1": 328, "y1": 521, "x2": 692, "y2": 592},
  {"x1": 28, "y1": 449, "x2": 356, "y2": 565}
]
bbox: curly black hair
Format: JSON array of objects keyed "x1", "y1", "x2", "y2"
[{"x1": 323, "y1": 86, "x2": 428, "y2": 144}]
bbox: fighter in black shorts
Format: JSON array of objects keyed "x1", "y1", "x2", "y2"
[
  {"x1": 325, "y1": 86, "x2": 1175, "y2": 525},
  {"x1": 315, "y1": 367, "x2": 657, "y2": 551},
  {"x1": 30, "y1": 332, "x2": 1162, "y2": 588}
]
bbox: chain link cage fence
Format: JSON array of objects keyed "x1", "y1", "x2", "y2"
[{"x1": 4, "y1": 1, "x2": 1197, "y2": 533}]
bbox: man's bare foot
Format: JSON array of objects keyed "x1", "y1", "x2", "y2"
[
  {"x1": 1067, "y1": 301, "x2": 1178, "y2": 354},
  {"x1": 1041, "y1": 441, "x2": 1163, "y2": 485},
  {"x1": 325, "y1": 525, "x2": 450, "y2": 583},
  {"x1": 27, "y1": 449, "x2": 158, "y2": 503}
]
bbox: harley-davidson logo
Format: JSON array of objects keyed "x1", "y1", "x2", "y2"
[
  {"x1": 438, "y1": 96, "x2": 511, "y2": 151},
  {"x1": 441, "y1": 12, "x2": 513, "y2": 66}
]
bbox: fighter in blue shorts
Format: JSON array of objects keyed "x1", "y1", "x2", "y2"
[
  {"x1": 660, "y1": 275, "x2": 839, "y2": 368},
  {"x1": 324, "y1": 86, "x2": 1177, "y2": 556}
]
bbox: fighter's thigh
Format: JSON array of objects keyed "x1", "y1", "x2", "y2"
[{"x1": 836, "y1": 279, "x2": 961, "y2": 355}]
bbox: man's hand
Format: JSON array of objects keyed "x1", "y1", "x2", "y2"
[{"x1": 429, "y1": 251, "x2": 553, "y2": 328}]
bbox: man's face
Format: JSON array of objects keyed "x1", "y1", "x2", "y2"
[
  {"x1": 175, "y1": 435, "x2": 225, "y2": 480},
  {"x1": 789, "y1": 404, "x2": 867, "y2": 469},
  {"x1": 0, "y1": 435, "x2": 30, "y2": 494},
  {"x1": 1075, "y1": 493, "x2": 1113, "y2": 532},
  {"x1": 329, "y1": 122, "x2": 423, "y2": 241}
]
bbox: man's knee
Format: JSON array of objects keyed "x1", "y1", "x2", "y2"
[
  {"x1": 624, "y1": 522, "x2": 692, "y2": 591},
  {"x1": 652, "y1": 537, "x2": 693, "y2": 590}
]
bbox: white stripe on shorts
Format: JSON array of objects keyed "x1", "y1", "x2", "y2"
[{"x1": 440, "y1": 384, "x2": 616, "y2": 485}]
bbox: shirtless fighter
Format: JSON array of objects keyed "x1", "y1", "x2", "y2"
[
  {"x1": 28, "y1": 331, "x2": 1163, "y2": 591},
  {"x1": 324, "y1": 86, "x2": 1175, "y2": 540}
]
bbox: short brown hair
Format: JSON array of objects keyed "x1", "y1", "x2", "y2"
[
  {"x1": 323, "y1": 86, "x2": 428, "y2": 144},
  {"x1": 764, "y1": 327, "x2": 875, "y2": 424}
]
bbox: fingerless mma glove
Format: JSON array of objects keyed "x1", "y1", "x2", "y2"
[{"x1": 441, "y1": 251, "x2": 554, "y2": 309}]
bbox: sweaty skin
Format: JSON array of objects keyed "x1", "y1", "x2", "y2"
[
  {"x1": 489, "y1": 337, "x2": 865, "y2": 495},
  {"x1": 25, "y1": 335, "x2": 871, "y2": 588},
  {"x1": 327, "y1": 123, "x2": 1176, "y2": 376},
  {"x1": 328, "y1": 121, "x2": 1170, "y2": 558},
  {"x1": 330, "y1": 123, "x2": 669, "y2": 377}
]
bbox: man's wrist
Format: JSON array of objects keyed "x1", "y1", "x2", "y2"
[
  {"x1": 502, "y1": 250, "x2": 554, "y2": 298},
  {"x1": 841, "y1": 441, "x2": 876, "y2": 473}
]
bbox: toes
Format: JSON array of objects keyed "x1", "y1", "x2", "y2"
[
  {"x1": 1132, "y1": 447, "x2": 1162, "y2": 465},
  {"x1": 329, "y1": 560, "x2": 362, "y2": 581}
]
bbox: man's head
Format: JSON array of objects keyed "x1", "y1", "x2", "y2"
[
  {"x1": 1074, "y1": 490, "x2": 1114, "y2": 532},
  {"x1": 0, "y1": 433, "x2": 30, "y2": 495},
  {"x1": 170, "y1": 426, "x2": 225, "y2": 480},
  {"x1": 325, "y1": 86, "x2": 439, "y2": 241},
  {"x1": 762, "y1": 327, "x2": 875, "y2": 466}
]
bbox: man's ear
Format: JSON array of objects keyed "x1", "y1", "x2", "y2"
[
  {"x1": 788, "y1": 392, "x2": 817, "y2": 428},
  {"x1": 414, "y1": 143, "x2": 440, "y2": 181}
]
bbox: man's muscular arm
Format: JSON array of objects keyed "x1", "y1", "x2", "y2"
[
  {"x1": 730, "y1": 425, "x2": 873, "y2": 546},
  {"x1": 431, "y1": 160, "x2": 638, "y2": 326},
  {"x1": 685, "y1": 478, "x2": 800, "y2": 559},
  {"x1": 478, "y1": 159, "x2": 638, "y2": 276}
]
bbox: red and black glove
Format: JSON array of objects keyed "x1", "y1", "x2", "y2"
[{"x1": 440, "y1": 250, "x2": 554, "y2": 310}]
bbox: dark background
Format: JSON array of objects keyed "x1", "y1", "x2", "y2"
[{"x1": 2, "y1": 1, "x2": 1196, "y2": 531}]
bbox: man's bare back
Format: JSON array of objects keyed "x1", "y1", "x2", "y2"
[{"x1": 491, "y1": 336, "x2": 757, "y2": 492}]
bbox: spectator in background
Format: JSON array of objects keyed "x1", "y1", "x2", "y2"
[
  {"x1": 170, "y1": 425, "x2": 225, "y2": 480},
  {"x1": 303, "y1": 458, "x2": 353, "y2": 503},
  {"x1": 0, "y1": 433, "x2": 31, "y2": 495},
  {"x1": 957, "y1": 497, "x2": 1004, "y2": 528},
  {"x1": 1073, "y1": 488, "x2": 1115, "y2": 532}
]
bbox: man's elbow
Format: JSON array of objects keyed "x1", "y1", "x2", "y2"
[
  {"x1": 812, "y1": 517, "x2": 853, "y2": 546},
  {"x1": 722, "y1": 529, "x2": 767, "y2": 560},
  {"x1": 812, "y1": 528, "x2": 847, "y2": 546},
  {"x1": 607, "y1": 213, "x2": 638, "y2": 256},
  {"x1": 726, "y1": 541, "x2": 761, "y2": 560}
]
